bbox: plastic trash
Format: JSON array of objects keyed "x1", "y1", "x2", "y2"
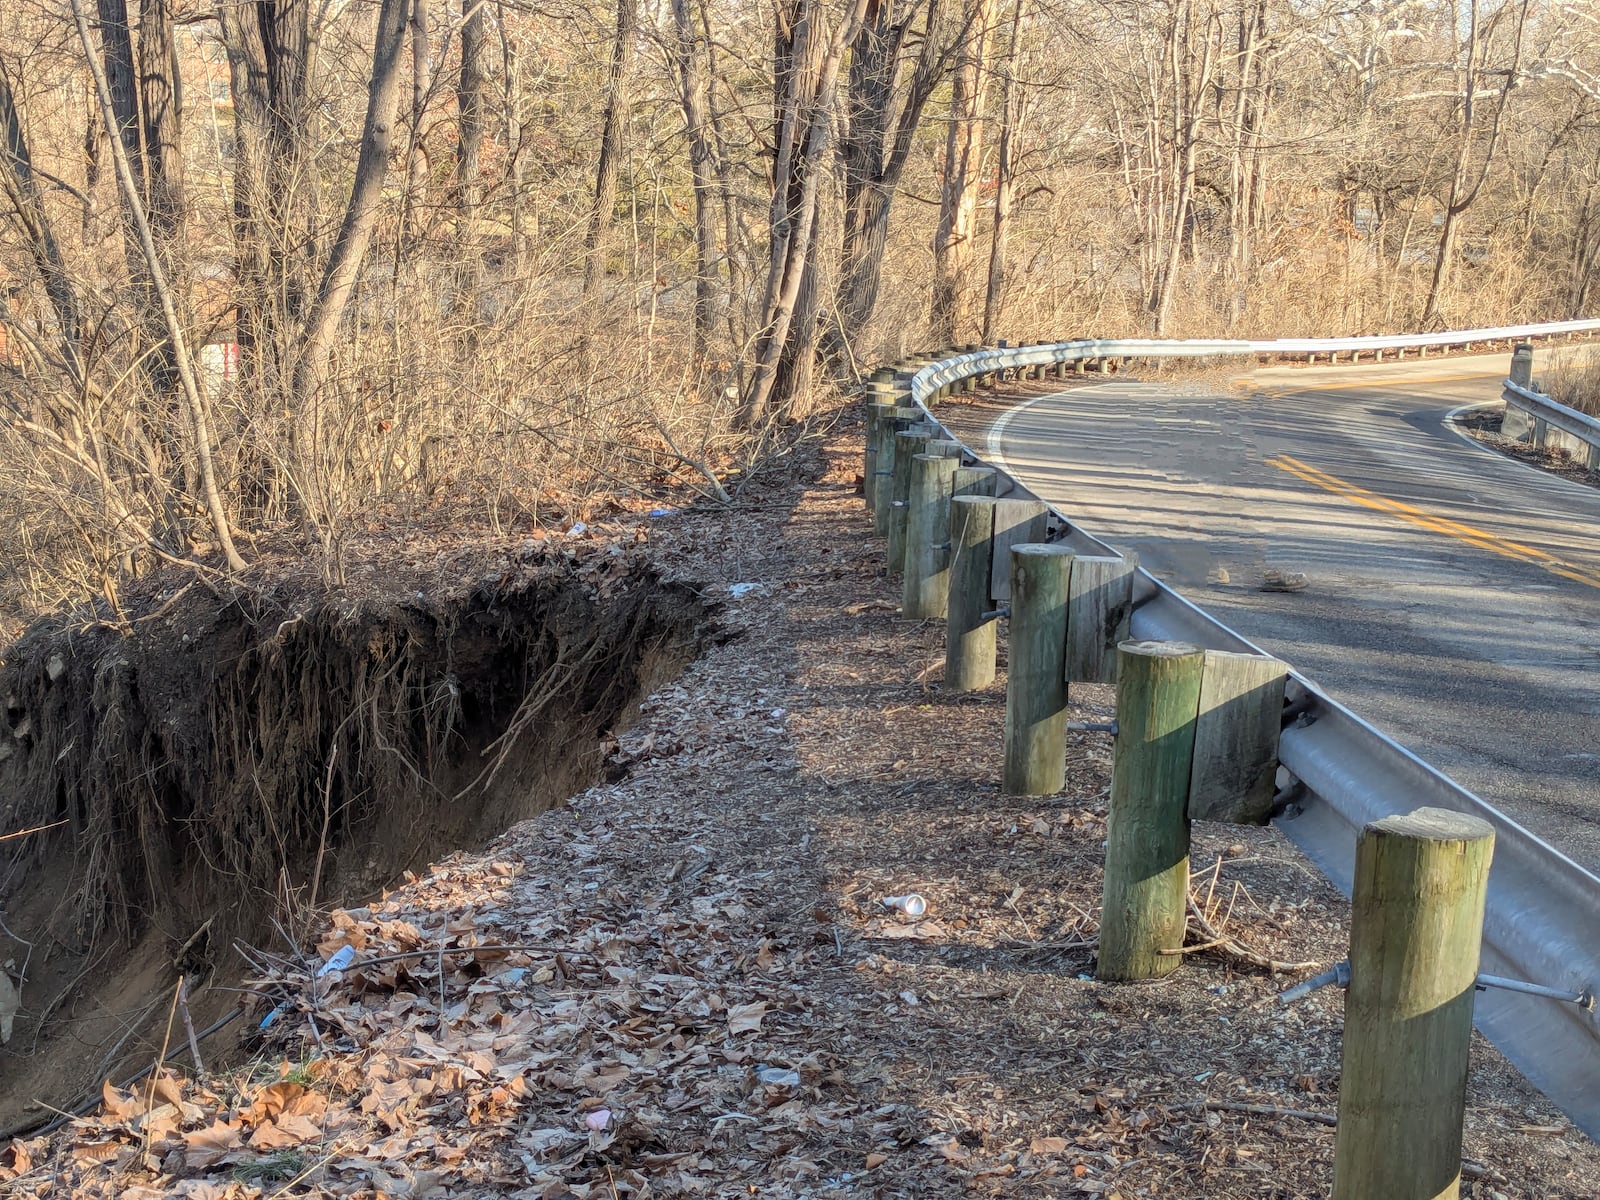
[
  {"x1": 756, "y1": 1067, "x2": 801, "y2": 1088},
  {"x1": 585, "y1": 1108, "x2": 612, "y2": 1131},
  {"x1": 567, "y1": 521, "x2": 589, "y2": 537},
  {"x1": 648, "y1": 508, "x2": 678, "y2": 518},
  {"x1": 728, "y1": 582, "x2": 761, "y2": 598},
  {"x1": 880, "y1": 893, "x2": 928, "y2": 919},
  {"x1": 317, "y1": 945, "x2": 357, "y2": 977}
]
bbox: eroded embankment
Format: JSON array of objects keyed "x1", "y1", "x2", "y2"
[{"x1": 0, "y1": 541, "x2": 709, "y2": 1134}]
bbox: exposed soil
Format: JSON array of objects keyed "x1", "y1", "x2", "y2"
[
  {"x1": 1453, "y1": 407, "x2": 1600, "y2": 490},
  {"x1": 2, "y1": 408, "x2": 1594, "y2": 1198},
  {"x1": 0, "y1": 536, "x2": 710, "y2": 1137}
]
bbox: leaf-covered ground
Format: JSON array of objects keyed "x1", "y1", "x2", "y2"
[{"x1": 5, "y1": 412, "x2": 1597, "y2": 1198}]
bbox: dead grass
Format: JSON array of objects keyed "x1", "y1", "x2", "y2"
[{"x1": 1536, "y1": 349, "x2": 1600, "y2": 417}]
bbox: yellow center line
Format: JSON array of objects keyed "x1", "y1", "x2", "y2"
[{"x1": 1263, "y1": 453, "x2": 1600, "y2": 591}]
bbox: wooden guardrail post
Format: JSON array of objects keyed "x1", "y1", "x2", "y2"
[
  {"x1": 946, "y1": 498, "x2": 998, "y2": 691},
  {"x1": 1097, "y1": 640, "x2": 1205, "y2": 982},
  {"x1": 1510, "y1": 342, "x2": 1533, "y2": 388},
  {"x1": 863, "y1": 391, "x2": 896, "y2": 511},
  {"x1": 1064, "y1": 555, "x2": 1136, "y2": 683},
  {"x1": 1187, "y1": 650, "x2": 1288, "y2": 825},
  {"x1": 872, "y1": 407, "x2": 920, "y2": 537},
  {"x1": 1003, "y1": 543, "x2": 1075, "y2": 794},
  {"x1": 903, "y1": 454, "x2": 961, "y2": 618},
  {"x1": 945, "y1": 495, "x2": 1038, "y2": 692},
  {"x1": 1332, "y1": 808, "x2": 1495, "y2": 1200},
  {"x1": 888, "y1": 427, "x2": 933, "y2": 573},
  {"x1": 952, "y1": 465, "x2": 997, "y2": 498}
]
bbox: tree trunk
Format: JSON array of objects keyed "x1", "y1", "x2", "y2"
[
  {"x1": 0, "y1": 62, "x2": 83, "y2": 374},
  {"x1": 981, "y1": 0, "x2": 1025, "y2": 343},
  {"x1": 671, "y1": 0, "x2": 720, "y2": 361},
  {"x1": 405, "y1": 0, "x2": 431, "y2": 241},
  {"x1": 1421, "y1": 0, "x2": 1526, "y2": 328},
  {"x1": 931, "y1": 0, "x2": 996, "y2": 345},
  {"x1": 456, "y1": 0, "x2": 488, "y2": 215},
  {"x1": 739, "y1": 0, "x2": 868, "y2": 426},
  {"x1": 134, "y1": 0, "x2": 187, "y2": 407},
  {"x1": 292, "y1": 0, "x2": 413, "y2": 512},
  {"x1": 71, "y1": 0, "x2": 247, "y2": 570},
  {"x1": 832, "y1": 0, "x2": 947, "y2": 359},
  {"x1": 583, "y1": 0, "x2": 639, "y2": 296},
  {"x1": 136, "y1": 0, "x2": 182, "y2": 239}
]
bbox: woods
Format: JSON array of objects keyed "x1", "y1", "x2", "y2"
[{"x1": 0, "y1": 0, "x2": 1597, "y2": 614}]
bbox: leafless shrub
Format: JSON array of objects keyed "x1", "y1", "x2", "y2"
[{"x1": 1538, "y1": 351, "x2": 1600, "y2": 419}]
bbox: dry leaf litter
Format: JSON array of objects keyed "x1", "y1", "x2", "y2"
[{"x1": 3, "y1": 409, "x2": 1597, "y2": 1199}]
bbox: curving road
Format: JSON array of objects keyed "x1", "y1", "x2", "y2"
[{"x1": 985, "y1": 352, "x2": 1600, "y2": 873}]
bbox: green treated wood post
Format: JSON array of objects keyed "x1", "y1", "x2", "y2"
[
  {"x1": 903, "y1": 454, "x2": 960, "y2": 619},
  {"x1": 946, "y1": 496, "x2": 1000, "y2": 692},
  {"x1": 1003, "y1": 544, "x2": 1075, "y2": 795},
  {"x1": 952, "y1": 465, "x2": 997, "y2": 499},
  {"x1": 1187, "y1": 650, "x2": 1288, "y2": 826},
  {"x1": 1332, "y1": 809, "x2": 1494, "y2": 1200},
  {"x1": 888, "y1": 428, "x2": 933, "y2": 573},
  {"x1": 1097, "y1": 640, "x2": 1205, "y2": 982},
  {"x1": 863, "y1": 393, "x2": 895, "y2": 510},
  {"x1": 1064, "y1": 555, "x2": 1136, "y2": 684},
  {"x1": 872, "y1": 407, "x2": 919, "y2": 536}
]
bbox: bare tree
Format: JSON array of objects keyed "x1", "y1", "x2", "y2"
[
  {"x1": 740, "y1": 0, "x2": 870, "y2": 425},
  {"x1": 670, "y1": 0, "x2": 721, "y2": 360},
  {"x1": 832, "y1": 0, "x2": 950, "y2": 358},
  {"x1": 1421, "y1": 0, "x2": 1528, "y2": 327},
  {"x1": 981, "y1": 0, "x2": 1025, "y2": 343},
  {"x1": 584, "y1": 0, "x2": 641, "y2": 295},
  {"x1": 931, "y1": 0, "x2": 997, "y2": 344},
  {"x1": 0, "y1": 61, "x2": 81, "y2": 375}
]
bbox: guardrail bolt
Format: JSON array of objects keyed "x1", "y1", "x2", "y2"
[{"x1": 1332, "y1": 808, "x2": 1495, "y2": 1200}]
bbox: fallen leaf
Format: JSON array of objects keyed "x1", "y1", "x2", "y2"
[
  {"x1": 182, "y1": 1122, "x2": 243, "y2": 1169},
  {"x1": 243, "y1": 1081, "x2": 324, "y2": 1124},
  {"x1": 150, "y1": 1070, "x2": 186, "y2": 1110},
  {"x1": 101, "y1": 1080, "x2": 140, "y2": 1122},
  {"x1": 865, "y1": 1152, "x2": 887, "y2": 1169},
  {"x1": 1031, "y1": 1136, "x2": 1069, "y2": 1155},
  {"x1": 726, "y1": 1002, "x2": 767, "y2": 1035}
]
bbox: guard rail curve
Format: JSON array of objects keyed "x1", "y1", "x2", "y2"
[{"x1": 896, "y1": 321, "x2": 1600, "y2": 1140}]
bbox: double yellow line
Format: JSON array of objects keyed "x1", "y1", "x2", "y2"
[{"x1": 1265, "y1": 453, "x2": 1600, "y2": 591}]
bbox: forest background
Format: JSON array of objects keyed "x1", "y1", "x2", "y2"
[{"x1": 0, "y1": 0, "x2": 1594, "y2": 619}]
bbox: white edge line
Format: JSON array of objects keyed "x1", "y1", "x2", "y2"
[
  {"x1": 984, "y1": 391, "x2": 1050, "y2": 478},
  {"x1": 1442, "y1": 400, "x2": 1600, "y2": 505}
]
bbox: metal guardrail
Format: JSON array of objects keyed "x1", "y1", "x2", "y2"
[
  {"x1": 1503, "y1": 379, "x2": 1600, "y2": 470},
  {"x1": 899, "y1": 322, "x2": 1600, "y2": 1141}
]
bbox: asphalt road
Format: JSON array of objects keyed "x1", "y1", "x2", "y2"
[{"x1": 984, "y1": 352, "x2": 1600, "y2": 873}]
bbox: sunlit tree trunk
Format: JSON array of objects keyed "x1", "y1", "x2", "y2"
[{"x1": 931, "y1": 0, "x2": 996, "y2": 344}]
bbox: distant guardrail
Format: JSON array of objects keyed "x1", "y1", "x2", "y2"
[
  {"x1": 884, "y1": 320, "x2": 1600, "y2": 1141},
  {"x1": 1503, "y1": 378, "x2": 1600, "y2": 472}
]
